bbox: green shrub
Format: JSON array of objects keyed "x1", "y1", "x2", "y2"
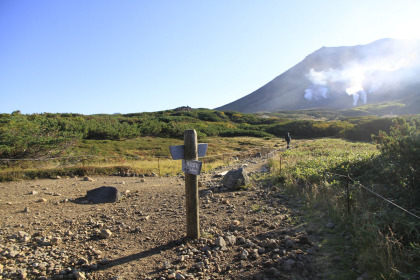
[{"x1": 373, "y1": 117, "x2": 420, "y2": 206}]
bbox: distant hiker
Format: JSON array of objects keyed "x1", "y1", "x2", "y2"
[{"x1": 285, "y1": 132, "x2": 291, "y2": 149}]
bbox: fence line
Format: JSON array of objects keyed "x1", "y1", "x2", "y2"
[
  {"x1": 0, "y1": 145, "x2": 275, "y2": 163},
  {"x1": 0, "y1": 145, "x2": 280, "y2": 179},
  {"x1": 324, "y1": 171, "x2": 420, "y2": 221}
]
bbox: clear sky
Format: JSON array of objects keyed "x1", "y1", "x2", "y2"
[{"x1": 1, "y1": 0, "x2": 419, "y2": 115}]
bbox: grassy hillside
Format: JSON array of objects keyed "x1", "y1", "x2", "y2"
[{"x1": 2, "y1": 107, "x2": 417, "y2": 160}]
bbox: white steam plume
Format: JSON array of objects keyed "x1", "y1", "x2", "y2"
[
  {"x1": 304, "y1": 39, "x2": 420, "y2": 106},
  {"x1": 304, "y1": 86, "x2": 328, "y2": 101}
]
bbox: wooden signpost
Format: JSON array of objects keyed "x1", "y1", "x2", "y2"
[{"x1": 169, "y1": 129, "x2": 207, "y2": 239}]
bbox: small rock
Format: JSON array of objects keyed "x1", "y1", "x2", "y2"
[
  {"x1": 225, "y1": 235, "x2": 236, "y2": 246},
  {"x1": 231, "y1": 219, "x2": 240, "y2": 226},
  {"x1": 50, "y1": 237, "x2": 62, "y2": 245},
  {"x1": 221, "y1": 198, "x2": 230, "y2": 204},
  {"x1": 74, "y1": 271, "x2": 87, "y2": 279},
  {"x1": 177, "y1": 255, "x2": 188, "y2": 262},
  {"x1": 83, "y1": 177, "x2": 95, "y2": 182},
  {"x1": 201, "y1": 190, "x2": 213, "y2": 197},
  {"x1": 17, "y1": 268, "x2": 27, "y2": 279},
  {"x1": 86, "y1": 186, "x2": 121, "y2": 203},
  {"x1": 195, "y1": 261, "x2": 205, "y2": 270},
  {"x1": 201, "y1": 245, "x2": 211, "y2": 252},
  {"x1": 240, "y1": 249, "x2": 249, "y2": 260},
  {"x1": 167, "y1": 272, "x2": 176, "y2": 279},
  {"x1": 99, "y1": 259, "x2": 110, "y2": 265},
  {"x1": 285, "y1": 239, "x2": 294, "y2": 248},
  {"x1": 163, "y1": 261, "x2": 171, "y2": 269},
  {"x1": 100, "y1": 229, "x2": 112, "y2": 238},
  {"x1": 215, "y1": 236, "x2": 227, "y2": 248},
  {"x1": 78, "y1": 257, "x2": 89, "y2": 265},
  {"x1": 17, "y1": 231, "x2": 31, "y2": 242}
]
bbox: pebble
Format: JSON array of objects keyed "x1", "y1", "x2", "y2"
[
  {"x1": 215, "y1": 237, "x2": 227, "y2": 248},
  {"x1": 74, "y1": 271, "x2": 87, "y2": 279},
  {"x1": 285, "y1": 238, "x2": 294, "y2": 248},
  {"x1": 100, "y1": 229, "x2": 112, "y2": 238},
  {"x1": 231, "y1": 219, "x2": 240, "y2": 226},
  {"x1": 240, "y1": 249, "x2": 249, "y2": 260}
]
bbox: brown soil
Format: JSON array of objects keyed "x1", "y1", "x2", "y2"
[{"x1": 0, "y1": 157, "x2": 354, "y2": 280}]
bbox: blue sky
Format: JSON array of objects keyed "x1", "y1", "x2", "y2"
[{"x1": 1, "y1": 0, "x2": 419, "y2": 115}]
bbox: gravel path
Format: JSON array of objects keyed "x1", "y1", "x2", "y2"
[{"x1": 0, "y1": 156, "x2": 350, "y2": 280}]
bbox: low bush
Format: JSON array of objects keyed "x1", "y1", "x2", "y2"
[{"x1": 270, "y1": 137, "x2": 420, "y2": 279}]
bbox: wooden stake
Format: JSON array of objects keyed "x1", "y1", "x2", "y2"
[
  {"x1": 279, "y1": 154, "x2": 282, "y2": 175},
  {"x1": 346, "y1": 172, "x2": 351, "y2": 216},
  {"x1": 184, "y1": 129, "x2": 200, "y2": 239}
]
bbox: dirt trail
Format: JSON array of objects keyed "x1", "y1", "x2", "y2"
[{"x1": 0, "y1": 155, "x2": 352, "y2": 280}]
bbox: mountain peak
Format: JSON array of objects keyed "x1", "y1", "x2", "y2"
[{"x1": 216, "y1": 38, "x2": 420, "y2": 113}]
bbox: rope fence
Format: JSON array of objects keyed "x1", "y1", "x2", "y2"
[
  {"x1": 324, "y1": 171, "x2": 420, "y2": 221},
  {"x1": 0, "y1": 145, "x2": 281, "y2": 179}
]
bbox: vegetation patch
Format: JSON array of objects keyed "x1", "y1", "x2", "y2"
[{"x1": 268, "y1": 120, "x2": 420, "y2": 279}]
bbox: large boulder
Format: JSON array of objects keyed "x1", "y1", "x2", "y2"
[
  {"x1": 221, "y1": 168, "x2": 250, "y2": 190},
  {"x1": 86, "y1": 186, "x2": 121, "y2": 203}
]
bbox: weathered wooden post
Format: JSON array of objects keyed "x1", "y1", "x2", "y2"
[
  {"x1": 184, "y1": 130, "x2": 199, "y2": 239},
  {"x1": 158, "y1": 157, "x2": 161, "y2": 177},
  {"x1": 82, "y1": 157, "x2": 86, "y2": 176},
  {"x1": 279, "y1": 153, "x2": 282, "y2": 175},
  {"x1": 169, "y1": 130, "x2": 207, "y2": 239}
]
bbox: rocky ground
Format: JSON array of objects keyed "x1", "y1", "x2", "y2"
[{"x1": 0, "y1": 156, "x2": 358, "y2": 280}]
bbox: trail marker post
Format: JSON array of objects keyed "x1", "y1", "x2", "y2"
[{"x1": 169, "y1": 129, "x2": 207, "y2": 239}]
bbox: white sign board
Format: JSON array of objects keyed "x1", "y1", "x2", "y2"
[
  {"x1": 182, "y1": 160, "x2": 202, "y2": 175},
  {"x1": 169, "y1": 143, "x2": 208, "y2": 160}
]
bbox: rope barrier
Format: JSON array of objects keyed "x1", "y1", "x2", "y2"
[
  {"x1": 0, "y1": 145, "x2": 274, "y2": 162},
  {"x1": 324, "y1": 172, "x2": 420, "y2": 221},
  {"x1": 354, "y1": 180, "x2": 420, "y2": 221}
]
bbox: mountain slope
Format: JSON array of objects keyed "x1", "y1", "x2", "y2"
[{"x1": 216, "y1": 38, "x2": 420, "y2": 113}]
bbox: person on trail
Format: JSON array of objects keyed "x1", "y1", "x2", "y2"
[{"x1": 285, "y1": 132, "x2": 291, "y2": 149}]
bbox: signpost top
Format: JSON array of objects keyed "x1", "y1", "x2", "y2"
[{"x1": 169, "y1": 143, "x2": 208, "y2": 160}]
